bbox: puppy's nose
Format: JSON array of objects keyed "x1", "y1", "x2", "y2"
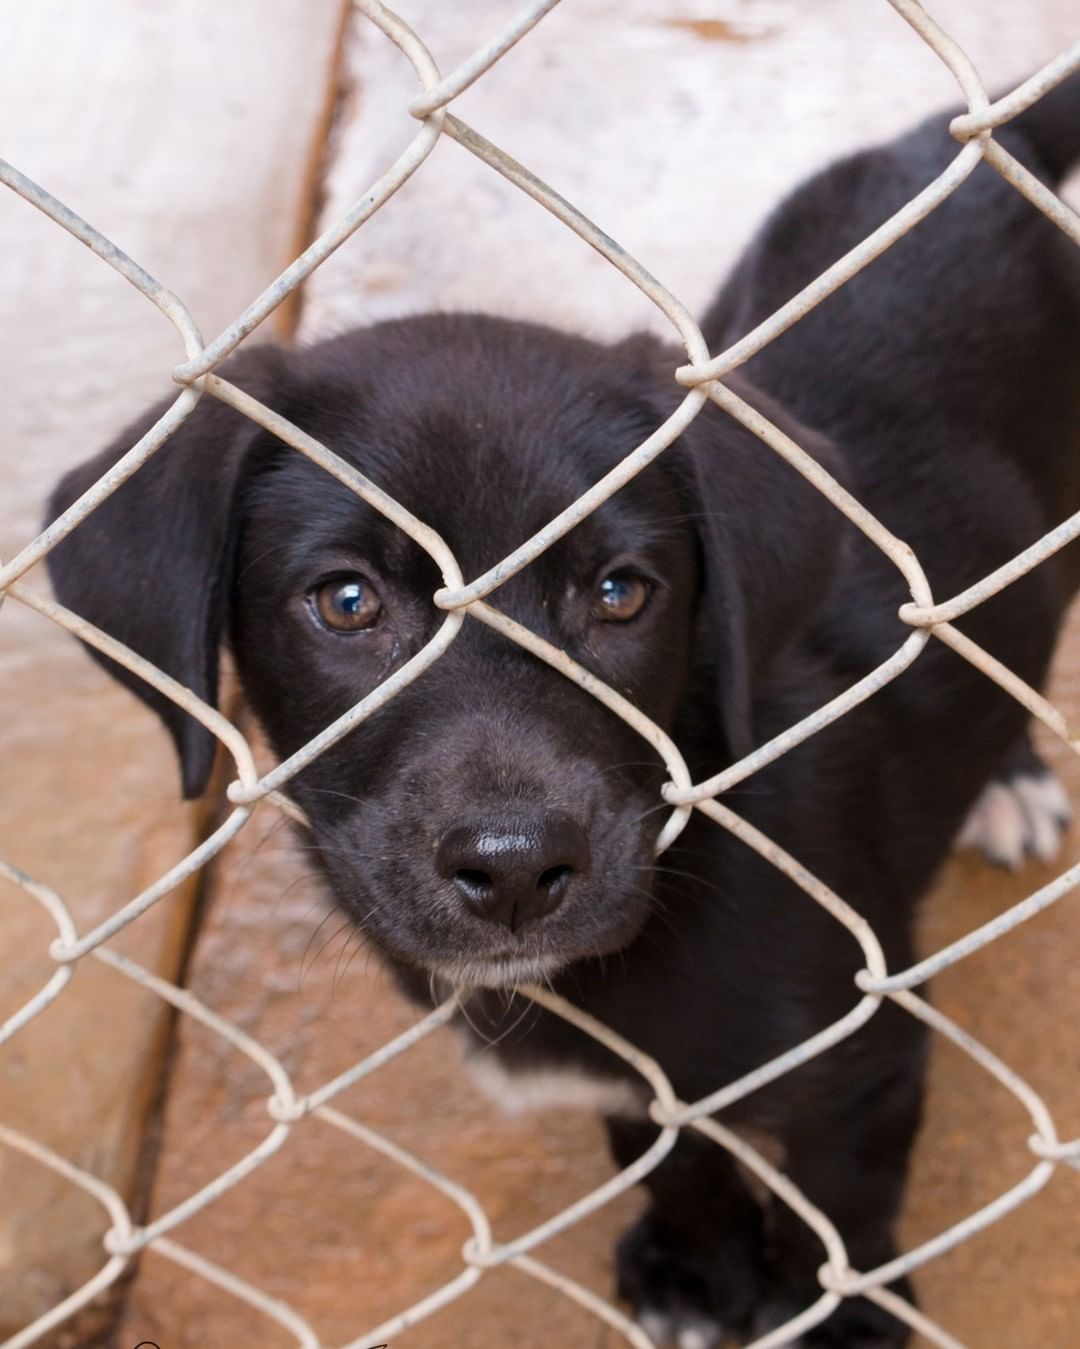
[{"x1": 436, "y1": 814, "x2": 590, "y2": 931}]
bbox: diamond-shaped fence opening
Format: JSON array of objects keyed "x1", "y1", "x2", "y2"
[{"x1": 2, "y1": 1, "x2": 1079, "y2": 1346}]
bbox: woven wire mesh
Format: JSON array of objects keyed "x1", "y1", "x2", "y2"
[{"x1": 2, "y1": 0, "x2": 1080, "y2": 1345}]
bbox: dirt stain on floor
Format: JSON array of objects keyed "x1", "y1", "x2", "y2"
[{"x1": 662, "y1": 17, "x2": 775, "y2": 44}]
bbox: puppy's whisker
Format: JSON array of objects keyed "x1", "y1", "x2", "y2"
[
  {"x1": 334, "y1": 927, "x2": 374, "y2": 995},
  {"x1": 640, "y1": 863, "x2": 716, "y2": 887},
  {"x1": 235, "y1": 538, "x2": 308, "y2": 581},
  {"x1": 592, "y1": 760, "x2": 667, "y2": 777},
  {"x1": 469, "y1": 989, "x2": 542, "y2": 1052},
  {"x1": 301, "y1": 917, "x2": 356, "y2": 989},
  {"x1": 456, "y1": 991, "x2": 497, "y2": 1047},
  {"x1": 293, "y1": 785, "x2": 371, "y2": 808},
  {"x1": 299, "y1": 911, "x2": 340, "y2": 987},
  {"x1": 620, "y1": 883, "x2": 680, "y2": 943}
]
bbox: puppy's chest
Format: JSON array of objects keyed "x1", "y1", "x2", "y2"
[
  {"x1": 464, "y1": 1048, "x2": 649, "y2": 1118},
  {"x1": 462, "y1": 1043, "x2": 785, "y2": 1161}
]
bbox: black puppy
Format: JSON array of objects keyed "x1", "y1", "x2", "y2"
[{"x1": 47, "y1": 77, "x2": 1080, "y2": 1346}]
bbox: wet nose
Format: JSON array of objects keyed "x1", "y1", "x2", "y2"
[{"x1": 435, "y1": 814, "x2": 591, "y2": 932}]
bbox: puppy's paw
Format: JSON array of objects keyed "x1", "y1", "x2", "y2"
[
  {"x1": 617, "y1": 1211, "x2": 764, "y2": 1347},
  {"x1": 637, "y1": 1308, "x2": 725, "y2": 1349},
  {"x1": 956, "y1": 750, "x2": 1071, "y2": 870},
  {"x1": 755, "y1": 1287, "x2": 911, "y2": 1347}
]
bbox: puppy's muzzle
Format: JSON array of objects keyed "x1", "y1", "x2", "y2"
[{"x1": 435, "y1": 812, "x2": 591, "y2": 933}]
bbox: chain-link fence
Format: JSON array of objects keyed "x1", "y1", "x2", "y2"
[{"x1": 2, "y1": 0, "x2": 1079, "y2": 1345}]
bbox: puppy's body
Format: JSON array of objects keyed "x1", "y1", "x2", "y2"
[{"x1": 47, "y1": 78, "x2": 1080, "y2": 1346}]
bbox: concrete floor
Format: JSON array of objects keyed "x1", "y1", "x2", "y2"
[
  {"x1": 5, "y1": 1, "x2": 1079, "y2": 1346},
  {"x1": 0, "y1": 1, "x2": 345, "y2": 1338}
]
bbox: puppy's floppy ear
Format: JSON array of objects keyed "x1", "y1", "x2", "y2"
[
  {"x1": 46, "y1": 345, "x2": 293, "y2": 798},
  {"x1": 676, "y1": 376, "x2": 848, "y2": 761}
]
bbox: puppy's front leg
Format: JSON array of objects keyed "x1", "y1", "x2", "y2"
[
  {"x1": 607, "y1": 1116, "x2": 768, "y2": 1347},
  {"x1": 759, "y1": 1057, "x2": 925, "y2": 1348}
]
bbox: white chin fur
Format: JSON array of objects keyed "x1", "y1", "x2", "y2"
[{"x1": 428, "y1": 951, "x2": 568, "y2": 989}]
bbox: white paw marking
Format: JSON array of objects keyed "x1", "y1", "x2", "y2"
[
  {"x1": 957, "y1": 770, "x2": 1072, "y2": 869},
  {"x1": 638, "y1": 1311, "x2": 673, "y2": 1346},
  {"x1": 636, "y1": 1310, "x2": 723, "y2": 1349},
  {"x1": 1014, "y1": 772, "x2": 1072, "y2": 861},
  {"x1": 677, "y1": 1319, "x2": 723, "y2": 1349}
]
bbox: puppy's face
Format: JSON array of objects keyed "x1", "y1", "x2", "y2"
[
  {"x1": 232, "y1": 322, "x2": 698, "y2": 985},
  {"x1": 47, "y1": 314, "x2": 842, "y2": 988}
]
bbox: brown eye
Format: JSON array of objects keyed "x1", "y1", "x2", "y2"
[
  {"x1": 310, "y1": 575, "x2": 383, "y2": 632},
  {"x1": 593, "y1": 570, "x2": 651, "y2": 622}
]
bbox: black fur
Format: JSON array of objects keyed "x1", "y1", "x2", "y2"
[{"x1": 46, "y1": 78, "x2": 1080, "y2": 1345}]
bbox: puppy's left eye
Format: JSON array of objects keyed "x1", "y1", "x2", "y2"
[
  {"x1": 308, "y1": 575, "x2": 383, "y2": 632},
  {"x1": 593, "y1": 570, "x2": 651, "y2": 622}
]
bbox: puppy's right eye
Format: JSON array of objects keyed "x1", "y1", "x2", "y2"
[{"x1": 308, "y1": 575, "x2": 383, "y2": 633}]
